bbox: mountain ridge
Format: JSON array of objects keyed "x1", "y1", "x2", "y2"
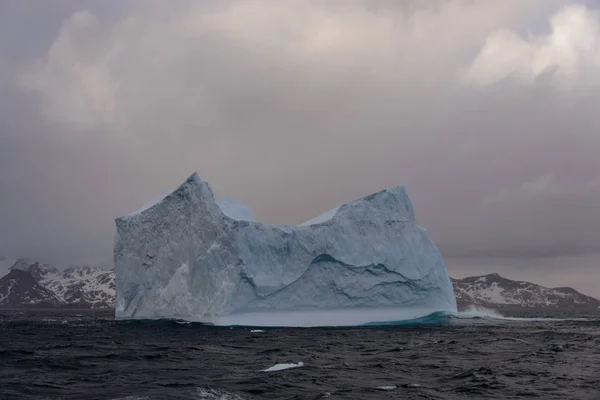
[
  {"x1": 0, "y1": 269, "x2": 62, "y2": 307},
  {"x1": 451, "y1": 273, "x2": 600, "y2": 309},
  {"x1": 1, "y1": 259, "x2": 115, "y2": 308}
]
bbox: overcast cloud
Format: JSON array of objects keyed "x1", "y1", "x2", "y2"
[{"x1": 0, "y1": 1, "x2": 599, "y2": 294}]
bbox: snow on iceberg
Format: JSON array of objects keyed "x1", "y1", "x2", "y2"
[
  {"x1": 217, "y1": 196, "x2": 255, "y2": 222},
  {"x1": 114, "y1": 173, "x2": 456, "y2": 325}
]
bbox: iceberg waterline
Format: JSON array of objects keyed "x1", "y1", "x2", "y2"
[{"x1": 114, "y1": 172, "x2": 457, "y2": 325}]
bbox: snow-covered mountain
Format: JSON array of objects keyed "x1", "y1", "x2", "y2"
[
  {"x1": 452, "y1": 273, "x2": 600, "y2": 309},
  {"x1": 0, "y1": 259, "x2": 115, "y2": 308},
  {"x1": 0, "y1": 269, "x2": 62, "y2": 307}
]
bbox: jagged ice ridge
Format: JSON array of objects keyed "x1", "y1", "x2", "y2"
[{"x1": 114, "y1": 173, "x2": 457, "y2": 326}]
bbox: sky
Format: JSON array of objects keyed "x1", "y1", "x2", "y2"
[{"x1": 0, "y1": 1, "x2": 599, "y2": 296}]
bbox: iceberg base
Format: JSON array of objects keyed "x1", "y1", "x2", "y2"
[{"x1": 196, "y1": 306, "x2": 451, "y2": 327}]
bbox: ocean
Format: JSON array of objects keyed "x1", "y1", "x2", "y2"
[{"x1": 1, "y1": 309, "x2": 599, "y2": 399}]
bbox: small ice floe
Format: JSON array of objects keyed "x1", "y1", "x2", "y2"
[
  {"x1": 250, "y1": 329, "x2": 265, "y2": 333},
  {"x1": 375, "y1": 385, "x2": 397, "y2": 391},
  {"x1": 262, "y1": 362, "x2": 304, "y2": 372},
  {"x1": 403, "y1": 383, "x2": 421, "y2": 388}
]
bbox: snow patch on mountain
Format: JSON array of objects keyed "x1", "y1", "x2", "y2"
[{"x1": 40, "y1": 266, "x2": 115, "y2": 308}]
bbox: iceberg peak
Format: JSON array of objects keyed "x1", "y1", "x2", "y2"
[{"x1": 117, "y1": 172, "x2": 216, "y2": 223}]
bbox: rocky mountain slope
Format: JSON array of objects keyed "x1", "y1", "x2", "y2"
[
  {"x1": 0, "y1": 259, "x2": 114, "y2": 308},
  {"x1": 0, "y1": 258, "x2": 598, "y2": 310},
  {"x1": 0, "y1": 269, "x2": 62, "y2": 307},
  {"x1": 452, "y1": 273, "x2": 600, "y2": 309}
]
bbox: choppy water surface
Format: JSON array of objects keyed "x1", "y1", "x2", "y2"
[{"x1": 1, "y1": 309, "x2": 599, "y2": 399}]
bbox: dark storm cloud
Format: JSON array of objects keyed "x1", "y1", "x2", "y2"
[{"x1": 0, "y1": 0, "x2": 599, "y2": 291}]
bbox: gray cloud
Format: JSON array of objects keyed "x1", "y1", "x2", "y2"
[{"x1": 0, "y1": 0, "x2": 599, "y2": 294}]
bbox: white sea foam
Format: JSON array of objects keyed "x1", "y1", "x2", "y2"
[
  {"x1": 375, "y1": 385, "x2": 397, "y2": 391},
  {"x1": 452, "y1": 307, "x2": 594, "y2": 323},
  {"x1": 196, "y1": 388, "x2": 246, "y2": 399},
  {"x1": 456, "y1": 305, "x2": 505, "y2": 319}
]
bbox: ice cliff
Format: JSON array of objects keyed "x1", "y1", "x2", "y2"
[{"x1": 114, "y1": 173, "x2": 456, "y2": 325}]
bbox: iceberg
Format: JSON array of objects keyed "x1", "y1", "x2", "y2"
[{"x1": 114, "y1": 173, "x2": 456, "y2": 326}]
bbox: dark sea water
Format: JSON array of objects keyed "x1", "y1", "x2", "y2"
[{"x1": 1, "y1": 309, "x2": 599, "y2": 400}]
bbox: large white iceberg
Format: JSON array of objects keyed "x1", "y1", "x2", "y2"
[{"x1": 114, "y1": 173, "x2": 456, "y2": 326}]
